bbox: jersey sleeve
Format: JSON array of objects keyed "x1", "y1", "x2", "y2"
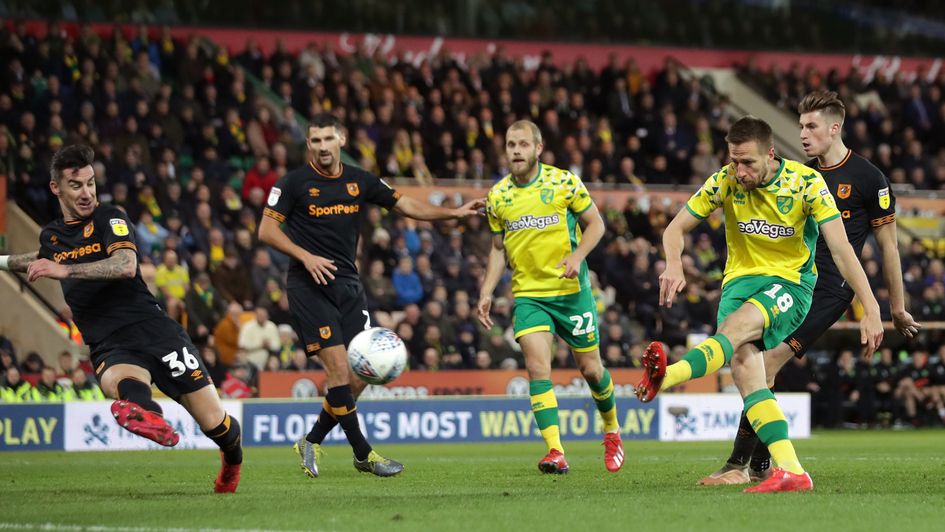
[
  {"x1": 486, "y1": 188, "x2": 503, "y2": 234},
  {"x1": 686, "y1": 169, "x2": 725, "y2": 219},
  {"x1": 564, "y1": 173, "x2": 593, "y2": 214},
  {"x1": 262, "y1": 174, "x2": 298, "y2": 224},
  {"x1": 364, "y1": 173, "x2": 401, "y2": 210},
  {"x1": 803, "y1": 173, "x2": 841, "y2": 224},
  {"x1": 866, "y1": 170, "x2": 896, "y2": 228},
  {"x1": 97, "y1": 207, "x2": 139, "y2": 256}
]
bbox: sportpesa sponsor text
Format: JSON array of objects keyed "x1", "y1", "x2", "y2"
[{"x1": 505, "y1": 214, "x2": 560, "y2": 232}]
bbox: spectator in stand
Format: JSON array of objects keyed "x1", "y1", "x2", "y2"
[
  {"x1": 392, "y1": 256, "x2": 423, "y2": 309},
  {"x1": 221, "y1": 362, "x2": 254, "y2": 399},
  {"x1": 1, "y1": 367, "x2": 32, "y2": 402},
  {"x1": 237, "y1": 307, "x2": 280, "y2": 369},
  {"x1": 213, "y1": 302, "x2": 246, "y2": 367},
  {"x1": 211, "y1": 246, "x2": 254, "y2": 308},
  {"x1": 155, "y1": 248, "x2": 189, "y2": 302},
  {"x1": 30, "y1": 367, "x2": 69, "y2": 402},
  {"x1": 185, "y1": 273, "x2": 228, "y2": 346},
  {"x1": 70, "y1": 368, "x2": 105, "y2": 401}
]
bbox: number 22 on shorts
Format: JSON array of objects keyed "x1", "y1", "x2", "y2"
[{"x1": 569, "y1": 312, "x2": 596, "y2": 335}]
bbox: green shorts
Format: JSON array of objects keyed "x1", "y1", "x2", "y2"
[
  {"x1": 717, "y1": 275, "x2": 813, "y2": 351},
  {"x1": 513, "y1": 290, "x2": 599, "y2": 352}
]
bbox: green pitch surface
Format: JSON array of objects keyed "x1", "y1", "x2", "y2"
[{"x1": 1, "y1": 431, "x2": 943, "y2": 532}]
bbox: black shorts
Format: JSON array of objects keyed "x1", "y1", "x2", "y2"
[
  {"x1": 90, "y1": 317, "x2": 212, "y2": 400},
  {"x1": 784, "y1": 287, "x2": 854, "y2": 358},
  {"x1": 287, "y1": 276, "x2": 370, "y2": 355}
]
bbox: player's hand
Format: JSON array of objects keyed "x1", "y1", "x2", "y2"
[
  {"x1": 26, "y1": 258, "x2": 69, "y2": 281},
  {"x1": 454, "y1": 198, "x2": 486, "y2": 218},
  {"x1": 477, "y1": 294, "x2": 493, "y2": 329},
  {"x1": 557, "y1": 254, "x2": 582, "y2": 279},
  {"x1": 892, "y1": 309, "x2": 920, "y2": 339},
  {"x1": 658, "y1": 262, "x2": 686, "y2": 308},
  {"x1": 859, "y1": 310, "x2": 884, "y2": 360},
  {"x1": 302, "y1": 254, "x2": 337, "y2": 285}
]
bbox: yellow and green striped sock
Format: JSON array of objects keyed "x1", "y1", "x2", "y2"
[
  {"x1": 530, "y1": 379, "x2": 563, "y2": 453},
  {"x1": 661, "y1": 334, "x2": 734, "y2": 390},
  {"x1": 588, "y1": 369, "x2": 619, "y2": 433},
  {"x1": 744, "y1": 388, "x2": 804, "y2": 475}
]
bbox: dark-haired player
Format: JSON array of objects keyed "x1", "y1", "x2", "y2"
[
  {"x1": 0, "y1": 145, "x2": 242, "y2": 493},
  {"x1": 698, "y1": 91, "x2": 920, "y2": 486},
  {"x1": 258, "y1": 113, "x2": 482, "y2": 478}
]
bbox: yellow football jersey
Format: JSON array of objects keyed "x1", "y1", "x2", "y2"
[
  {"x1": 686, "y1": 158, "x2": 841, "y2": 287},
  {"x1": 486, "y1": 164, "x2": 594, "y2": 297}
]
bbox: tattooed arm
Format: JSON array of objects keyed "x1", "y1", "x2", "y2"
[
  {"x1": 0, "y1": 251, "x2": 40, "y2": 273},
  {"x1": 27, "y1": 249, "x2": 138, "y2": 282}
]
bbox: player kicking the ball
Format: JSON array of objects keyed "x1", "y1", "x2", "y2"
[
  {"x1": 0, "y1": 145, "x2": 241, "y2": 493},
  {"x1": 635, "y1": 116, "x2": 884, "y2": 492},
  {"x1": 478, "y1": 120, "x2": 623, "y2": 475},
  {"x1": 697, "y1": 92, "x2": 920, "y2": 486}
]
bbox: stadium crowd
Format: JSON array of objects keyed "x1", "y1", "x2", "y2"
[{"x1": 1, "y1": 21, "x2": 945, "y2": 427}]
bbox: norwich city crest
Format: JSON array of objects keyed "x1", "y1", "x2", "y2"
[
  {"x1": 540, "y1": 188, "x2": 555, "y2": 205},
  {"x1": 776, "y1": 196, "x2": 794, "y2": 214}
]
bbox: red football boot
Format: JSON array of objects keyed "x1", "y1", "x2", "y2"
[
  {"x1": 110, "y1": 400, "x2": 179, "y2": 447},
  {"x1": 538, "y1": 449, "x2": 569, "y2": 474},
  {"x1": 635, "y1": 341, "x2": 667, "y2": 403},
  {"x1": 603, "y1": 432, "x2": 624, "y2": 472},
  {"x1": 744, "y1": 467, "x2": 813, "y2": 493},
  {"x1": 214, "y1": 452, "x2": 242, "y2": 493}
]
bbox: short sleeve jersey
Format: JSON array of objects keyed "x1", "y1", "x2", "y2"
[
  {"x1": 486, "y1": 163, "x2": 594, "y2": 297},
  {"x1": 686, "y1": 158, "x2": 841, "y2": 289},
  {"x1": 38, "y1": 204, "x2": 166, "y2": 345},
  {"x1": 263, "y1": 161, "x2": 400, "y2": 281},
  {"x1": 808, "y1": 150, "x2": 896, "y2": 295}
]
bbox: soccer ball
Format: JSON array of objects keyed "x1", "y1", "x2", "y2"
[{"x1": 347, "y1": 327, "x2": 408, "y2": 385}]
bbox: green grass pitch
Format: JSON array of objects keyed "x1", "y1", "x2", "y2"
[{"x1": 1, "y1": 430, "x2": 943, "y2": 531}]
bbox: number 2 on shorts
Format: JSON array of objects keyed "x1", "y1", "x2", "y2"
[
  {"x1": 162, "y1": 347, "x2": 200, "y2": 377},
  {"x1": 569, "y1": 312, "x2": 596, "y2": 335}
]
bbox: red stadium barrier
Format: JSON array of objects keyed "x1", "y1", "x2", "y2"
[{"x1": 258, "y1": 368, "x2": 718, "y2": 398}]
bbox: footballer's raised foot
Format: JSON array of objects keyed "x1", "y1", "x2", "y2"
[
  {"x1": 698, "y1": 462, "x2": 751, "y2": 485},
  {"x1": 538, "y1": 449, "x2": 569, "y2": 474},
  {"x1": 110, "y1": 400, "x2": 179, "y2": 447},
  {"x1": 294, "y1": 438, "x2": 322, "y2": 478},
  {"x1": 635, "y1": 341, "x2": 667, "y2": 403},
  {"x1": 744, "y1": 467, "x2": 813, "y2": 493},
  {"x1": 354, "y1": 450, "x2": 404, "y2": 477}
]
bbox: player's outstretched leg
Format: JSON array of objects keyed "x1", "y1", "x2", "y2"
[
  {"x1": 111, "y1": 378, "x2": 179, "y2": 447},
  {"x1": 740, "y1": 389, "x2": 812, "y2": 493},
  {"x1": 637, "y1": 335, "x2": 734, "y2": 402}
]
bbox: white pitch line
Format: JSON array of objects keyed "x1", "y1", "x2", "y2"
[{"x1": 0, "y1": 523, "x2": 321, "y2": 532}]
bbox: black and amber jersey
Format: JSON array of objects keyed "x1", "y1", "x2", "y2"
[
  {"x1": 38, "y1": 204, "x2": 165, "y2": 345},
  {"x1": 808, "y1": 150, "x2": 896, "y2": 295},
  {"x1": 263, "y1": 161, "x2": 400, "y2": 282}
]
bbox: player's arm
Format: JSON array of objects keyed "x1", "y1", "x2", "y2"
[
  {"x1": 391, "y1": 195, "x2": 484, "y2": 220},
  {"x1": 477, "y1": 233, "x2": 506, "y2": 329},
  {"x1": 660, "y1": 207, "x2": 703, "y2": 308},
  {"x1": 26, "y1": 248, "x2": 137, "y2": 281},
  {"x1": 558, "y1": 202, "x2": 604, "y2": 279},
  {"x1": 258, "y1": 215, "x2": 337, "y2": 285},
  {"x1": 0, "y1": 251, "x2": 39, "y2": 273},
  {"x1": 820, "y1": 218, "x2": 884, "y2": 355},
  {"x1": 872, "y1": 221, "x2": 920, "y2": 338}
]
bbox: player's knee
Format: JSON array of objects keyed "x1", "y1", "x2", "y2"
[{"x1": 575, "y1": 355, "x2": 603, "y2": 381}]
